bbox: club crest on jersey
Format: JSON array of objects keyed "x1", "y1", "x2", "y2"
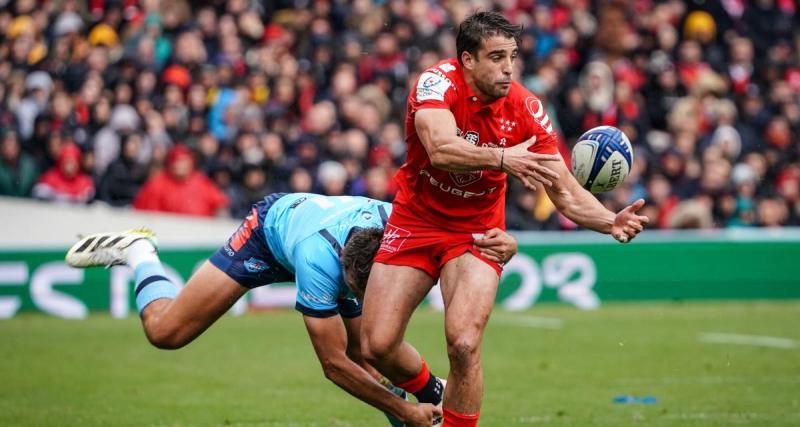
[
  {"x1": 450, "y1": 171, "x2": 483, "y2": 187},
  {"x1": 243, "y1": 257, "x2": 269, "y2": 273},
  {"x1": 525, "y1": 96, "x2": 554, "y2": 134}
]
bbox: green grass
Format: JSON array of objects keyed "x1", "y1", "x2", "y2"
[{"x1": 1, "y1": 302, "x2": 799, "y2": 426}]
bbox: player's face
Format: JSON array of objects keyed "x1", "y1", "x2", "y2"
[{"x1": 464, "y1": 35, "x2": 518, "y2": 100}]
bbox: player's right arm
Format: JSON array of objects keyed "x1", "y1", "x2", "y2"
[
  {"x1": 303, "y1": 315, "x2": 442, "y2": 427},
  {"x1": 294, "y1": 241, "x2": 441, "y2": 426},
  {"x1": 414, "y1": 109, "x2": 560, "y2": 189}
]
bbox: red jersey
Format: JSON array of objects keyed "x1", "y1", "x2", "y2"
[{"x1": 393, "y1": 58, "x2": 558, "y2": 232}]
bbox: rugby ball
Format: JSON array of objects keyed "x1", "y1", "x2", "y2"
[{"x1": 571, "y1": 126, "x2": 633, "y2": 193}]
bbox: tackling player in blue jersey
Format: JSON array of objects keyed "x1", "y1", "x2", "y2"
[{"x1": 66, "y1": 193, "x2": 518, "y2": 427}]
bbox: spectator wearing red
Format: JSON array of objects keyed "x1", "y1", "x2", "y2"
[
  {"x1": 133, "y1": 144, "x2": 228, "y2": 217},
  {"x1": 32, "y1": 143, "x2": 94, "y2": 203}
]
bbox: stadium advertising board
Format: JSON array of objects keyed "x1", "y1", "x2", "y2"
[{"x1": 1, "y1": 229, "x2": 798, "y2": 318}]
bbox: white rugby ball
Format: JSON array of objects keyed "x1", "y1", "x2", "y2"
[{"x1": 571, "y1": 126, "x2": 633, "y2": 193}]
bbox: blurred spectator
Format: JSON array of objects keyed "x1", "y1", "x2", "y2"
[
  {"x1": 0, "y1": 1, "x2": 795, "y2": 228},
  {"x1": 317, "y1": 160, "x2": 348, "y2": 196},
  {"x1": 133, "y1": 144, "x2": 228, "y2": 217},
  {"x1": 362, "y1": 167, "x2": 392, "y2": 202},
  {"x1": 288, "y1": 167, "x2": 313, "y2": 193},
  {"x1": 0, "y1": 130, "x2": 39, "y2": 197},
  {"x1": 228, "y1": 163, "x2": 271, "y2": 218},
  {"x1": 96, "y1": 134, "x2": 149, "y2": 207},
  {"x1": 32, "y1": 143, "x2": 94, "y2": 203}
]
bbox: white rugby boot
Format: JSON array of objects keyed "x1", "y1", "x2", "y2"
[{"x1": 65, "y1": 228, "x2": 157, "y2": 268}]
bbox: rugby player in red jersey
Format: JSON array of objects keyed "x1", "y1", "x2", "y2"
[{"x1": 359, "y1": 12, "x2": 650, "y2": 427}]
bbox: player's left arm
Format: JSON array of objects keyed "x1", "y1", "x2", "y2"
[
  {"x1": 544, "y1": 157, "x2": 649, "y2": 243},
  {"x1": 302, "y1": 314, "x2": 417, "y2": 422}
]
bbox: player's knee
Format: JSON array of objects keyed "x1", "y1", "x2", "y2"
[
  {"x1": 446, "y1": 334, "x2": 481, "y2": 368},
  {"x1": 361, "y1": 334, "x2": 399, "y2": 365}
]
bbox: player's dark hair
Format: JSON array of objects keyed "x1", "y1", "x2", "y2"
[
  {"x1": 341, "y1": 227, "x2": 384, "y2": 297},
  {"x1": 456, "y1": 11, "x2": 522, "y2": 65}
]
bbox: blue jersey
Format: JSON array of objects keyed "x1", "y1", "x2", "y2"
[{"x1": 263, "y1": 194, "x2": 391, "y2": 317}]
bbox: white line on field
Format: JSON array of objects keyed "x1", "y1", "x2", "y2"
[
  {"x1": 698, "y1": 332, "x2": 798, "y2": 349},
  {"x1": 491, "y1": 315, "x2": 564, "y2": 329}
]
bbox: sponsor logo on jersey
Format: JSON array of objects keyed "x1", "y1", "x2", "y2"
[
  {"x1": 416, "y1": 71, "x2": 452, "y2": 102},
  {"x1": 379, "y1": 224, "x2": 411, "y2": 253},
  {"x1": 243, "y1": 257, "x2": 269, "y2": 273},
  {"x1": 289, "y1": 196, "x2": 308, "y2": 208},
  {"x1": 438, "y1": 63, "x2": 456, "y2": 73},
  {"x1": 300, "y1": 290, "x2": 335, "y2": 305},
  {"x1": 229, "y1": 207, "x2": 259, "y2": 252},
  {"x1": 341, "y1": 296, "x2": 361, "y2": 307},
  {"x1": 464, "y1": 131, "x2": 479, "y2": 145},
  {"x1": 525, "y1": 96, "x2": 554, "y2": 134}
]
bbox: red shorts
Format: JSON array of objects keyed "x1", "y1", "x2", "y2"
[{"x1": 374, "y1": 206, "x2": 503, "y2": 280}]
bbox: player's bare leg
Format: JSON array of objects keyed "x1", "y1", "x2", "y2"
[
  {"x1": 141, "y1": 261, "x2": 246, "y2": 349},
  {"x1": 361, "y1": 262, "x2": 434, "y2": 380},
  {"x1": 438, "y1": 251, "x2": 500, "y2": 425},
  {"x1": 361, "y1": 262, "x2": 446, "y2": 415},
  {"x1": 66, "y1": 229, "x2": 246, "y2": 349}
]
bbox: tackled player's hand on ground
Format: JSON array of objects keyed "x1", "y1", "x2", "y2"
[
  {"x1": 501, "y1": 136, "x2": 560, "y2": 190},
  {"x1": 404, "y1": 403, "x2": 443, "y2": 427},
  {"x1": 611, "y1": 199, "x2": 649, "y2": 243},
  {"x1": 474, "y1": 228, "x2": 518, "y2": 264}
]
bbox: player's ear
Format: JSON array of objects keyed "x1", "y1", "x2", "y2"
[{"x1": 461, "y1": 50, "x2": 476, "y2": 70}]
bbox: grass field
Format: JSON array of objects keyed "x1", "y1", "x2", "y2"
[{"x1": 1, "y1": 301, "x2": 799, "y2": 427}]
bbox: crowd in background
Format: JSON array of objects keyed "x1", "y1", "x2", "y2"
[{"x1": 0, "y1": 0, "x2": 798, "y2": 229}]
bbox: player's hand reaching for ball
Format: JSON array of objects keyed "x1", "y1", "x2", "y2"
[
  {"x1": 611, "y1": 199, "x2": 649, "y2": 243},
  {"x1": 501, "y1": 136, "x2": 560, "y2": 190},
  {"x1": 474, "y1": 228, "x2": 518, "y2": 264},
  {"x1": 403, "y1": 403, "x2": 443, "y2": 427}
]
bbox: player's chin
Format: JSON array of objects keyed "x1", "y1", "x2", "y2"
[{"x1": 495, "y1": 82, "x2": 511, "y2": 96}]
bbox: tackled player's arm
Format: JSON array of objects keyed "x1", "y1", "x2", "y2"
[{"x1": 302, "y1": 314, "x2": 412, "y2": 421}]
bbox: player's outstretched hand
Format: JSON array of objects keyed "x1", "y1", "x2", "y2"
[
  {"x1": 474, "y1": 228, "x2": 518, "y2": 264},
  {"x1": 404, "y1": 403, "x2": 443, "y2": 427},
  {"x1": 501, "y1": 136, "x2": 560, "y2": 190},
  {"x1": 611, "y1": 199, "x2": 650, "y2": 243}
]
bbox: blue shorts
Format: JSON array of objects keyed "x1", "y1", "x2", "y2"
[{"x1": 209, "y1": 193, "x2": 295, "y2": 289}]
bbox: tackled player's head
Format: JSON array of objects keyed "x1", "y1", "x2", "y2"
[
  {"x1": 457, "y1": 11, "x2": 521, "y2": 100},
  {"x1": 341, "y1": 227, "x2": 384, "y2": 299}
]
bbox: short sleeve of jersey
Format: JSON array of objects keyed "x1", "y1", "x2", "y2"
[
  {"x1": 520, "y1": 92, "x2": 559, "y2": 155},
  {"x1": 292, "y1": 237, "x2": 343, "y2": 318},
  {"x1": 409, "y1": 67, "x2": 458, "y2": 114}
]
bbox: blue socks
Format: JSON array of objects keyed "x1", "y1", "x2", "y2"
[{"x1": 134, "y1": 261, "x2": 178, "y2": 315}]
